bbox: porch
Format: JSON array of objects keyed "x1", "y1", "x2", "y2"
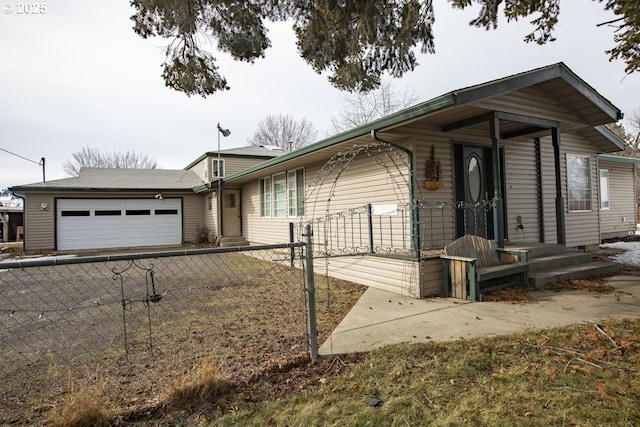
[{"x1": 297, "y1": 203, "x2": 620, "y2": 298}]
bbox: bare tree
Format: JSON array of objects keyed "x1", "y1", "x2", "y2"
[
  {"x1": 625, "y1": 109, "x2": 640, "y2": 156},
  {"x1": 331, "y1": 80, "x2": 418, "y2": 133},
  {"x1": 248, "y1": 114, "x2": 317, "y2": 151},
  {"x1": 63, "y1": 146, "x2": 159, "y2": 177}
]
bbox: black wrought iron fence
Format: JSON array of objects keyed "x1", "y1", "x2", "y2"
[
  {"x1": 0, "y1": 242, "x2": 334, "y2": 424},
  {"x1": 294, "y1": 201, "x2": 461, "y2": 259}
]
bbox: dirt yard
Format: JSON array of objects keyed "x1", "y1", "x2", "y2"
[{"x1": 0, "y1": 249, "x2": 367, "y2": 426}]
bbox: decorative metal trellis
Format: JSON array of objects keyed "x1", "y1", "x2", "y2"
[{"x1": 112, "y1": 259, "x2": 165, "y2": 364}]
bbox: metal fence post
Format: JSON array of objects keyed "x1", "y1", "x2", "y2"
[
  {"x1": 303, "y1": 224, "x2": 318, "y2": 360},
  {"x1": 289, "y1": 222, "x2": 295, "y2": 268},
  {"x1": 366, "y1": 203, "x2": 374, "y2": 254}
]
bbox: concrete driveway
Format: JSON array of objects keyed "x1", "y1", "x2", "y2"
[{"x1": 319, "y1": 275, "x2": 640, "y2": 356}]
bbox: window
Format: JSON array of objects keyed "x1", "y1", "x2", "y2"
[
  {"x1": 95, "y1": 210, "x2": 121, "y2": 216},
  {"x1": 61, "y1": 210, "x2": 90, "y2": 217},
  {"x1": 599, "y1": 169, "x2": 610, "y2": 209},
  {"x1": 288, "y1": 169, "x2": 305, "y2": 216},
  {"x1": 260, "y1": 177, "x2": 272, "y2": 217},
  {"x1": 273, "y1": 173, "x2": 287, "y2": 217},
  {"x1": 260, "y1": 168, "x2": 305, "y2": 217},
  {"x1": 212, "y1": 159, "x2": 225, "y2": 178},
  {"x1": 567, "y1": 154, "x2": 592, "y2": 212},
  {"x1": 126, "y1": 209, "x2": 151, "y2": 216},
  {"x1": 224, "y1": 193, "x2": 236, "y2": 208}
]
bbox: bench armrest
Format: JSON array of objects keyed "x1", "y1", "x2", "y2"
[{"x1": 440, "y1": 254, "x2": 477, "y2": 263}]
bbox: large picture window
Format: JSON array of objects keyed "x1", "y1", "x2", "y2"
[
  {"x1": 260, "y1": 168, "x2": 304, "y2": 217},
  {"x1": 567, "y1": 154, "x2": 592, "y2": 212}
]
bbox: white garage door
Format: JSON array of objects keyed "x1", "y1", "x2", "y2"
[{"x1": 57, "y1": 198, "x2": 182, "y2": 250}]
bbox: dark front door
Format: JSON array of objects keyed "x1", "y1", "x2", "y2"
[{"x1": 454, "y1": 145, "x2": 496, "y2": 239}]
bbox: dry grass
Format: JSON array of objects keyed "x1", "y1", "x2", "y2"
[
  {"x1": 48, "y1": 370, "x2": 107, "y2": 427},
  {"x1": 208, "y1": 318, "x2": 640, "y2": 426},
  {"x1": 165, "y1": 360, "x2": 231, "y2": 407}
]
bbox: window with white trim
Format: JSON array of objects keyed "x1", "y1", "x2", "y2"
[
  {"x1": 273, "y1": 173, "x2": 287, "y2": 217},
  {"x1": 260, "y1": 177, "x2": 272, "y2": 217},
  {"x1": 288, "y1": 170, "x2": 305, "y2": 216},
  {"x1": 212, "y1": 159, "x2": 225, "y2": 178},
  {"x1": 260, "y1": 168, "x2": 305, "y2": 217},
  {"x1": 567, "y1": 154, "x2": 592, "y2": 212},
  {"x1": 599, "y1": 169, "x2": 610, "y2": 209}
]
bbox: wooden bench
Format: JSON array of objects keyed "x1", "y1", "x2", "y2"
[{"x1": 441, "y1": 234, "x2": 529, "y2": 301}]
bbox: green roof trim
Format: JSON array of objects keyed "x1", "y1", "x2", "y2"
[
  {"x1": 597, "y1": 154, "x2": 640, "y2": 164},
  {"x1": 224, "y1": 62, "x2": 623, "y2": 184},
  {"x1": 183, "y1": 146, "x2": 284, "y2": 170},
  {"x1": 223, "y1": 93, "x2": 455, "y2": 182}
]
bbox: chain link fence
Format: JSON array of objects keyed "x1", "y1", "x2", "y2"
[{"x1": 0, "y1": 241, "x2": 334, "y2": 424}]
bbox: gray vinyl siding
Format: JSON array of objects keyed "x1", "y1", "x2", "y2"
[
  {"x1": 315, "y1": 255, "x2": 421, "y2": 297},
  {"x1": 560, "y1": 134, "x2": 600, "y2": 247},
  {"x1": 182, "y1": 193, "x2": 206, "y2": 243},
  {"x1": 420, "y1": 258, "x2": 443, "y2": 297},
  {"x1": 189, "y1": 156, "x2": 272, "y2": 182},
  {"x1": 598, "y1": 160, "x2": 637, "y2": 239},
  {"x1": 188, "y1": 160, "x2": 207, "y2": 181},
  {"x1": 224, "y1": 157, "x2": 270, "y2": 175},
  {"x1": 244, "y1": 152, "x2": 412, "y2": 245},
  {"x1": 24, "y1": 193, "x2": 56, "y2": 251},
  {"x1": 403, "y1": 124, "x2": 456, "y2": 248},
  {"x1": 473, "y1": 86, "x2": 584, "y2": 125},
  {"x1": 503, "y1": 138, "x2": 540, "y2": 243},
  {"x1": 203, "y1": 194, "x2": 217, "y2": 236}
]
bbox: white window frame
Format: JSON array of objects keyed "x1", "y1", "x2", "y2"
[
  {"x1": 287, "y1": 169, "x2": 305, "y2": 217},
  {"x1": 260, "y1": 177, "x2": 272, "y2": 217},
  {"x1": 212, "y1": 159, "x2": 225, "y2": 178},
  {"x1": 566, "y1": 154, "x2": 592, "y2": 212},
  {"x1": 273, "y1": 173, "x2": 287, "y2": 217},
  {"x1": 599, "y1": 169, "x2": 610, "y2": 210},
  {"x1": 260, "y1": 168, "x2": 305, "y2": 218}
]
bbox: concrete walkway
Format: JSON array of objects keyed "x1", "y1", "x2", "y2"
[{"x1": 319, "y1": 275, "x2": 640, "y2": 356}]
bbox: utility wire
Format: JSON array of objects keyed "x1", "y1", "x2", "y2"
[{"x1": 0, "y1": 147, "x2": 42, "y2": 165}]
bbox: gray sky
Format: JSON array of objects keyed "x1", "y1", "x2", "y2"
[{"x1": 1, "y1": 1, "x2": 638, "y2": 189}]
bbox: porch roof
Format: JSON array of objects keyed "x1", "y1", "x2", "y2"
[{"x1": 224, "y1": 62, "x2": 624, "y2": 184}]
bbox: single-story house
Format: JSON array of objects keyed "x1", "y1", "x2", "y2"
[{"x1": 11, "y1": 63, "x2": 638, "y2": 298}]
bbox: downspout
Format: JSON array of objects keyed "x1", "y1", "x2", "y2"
[{"x1": 370, "y1": 129, "x2": 419, "y2": 259}]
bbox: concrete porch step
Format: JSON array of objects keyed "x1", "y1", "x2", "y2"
[
  {"x1": 506, "y1": 243, "x2": 567, "y2": 259},
  {"x1": 528, "y1": 251, "x2": 593, "y2": 273},
  {"x1": 218, "y1": 236, "x2": 249, "y2": 247},
  {"x1": 529, "y1": 261, "x2": 621, "y2": 287}
]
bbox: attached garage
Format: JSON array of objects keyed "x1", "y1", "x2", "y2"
[
  {"x1": 56, "y1": 198, "x2": 183, "y2": 250},
  {"x1": 10, "y1": 168, "x2": 207, "y2": 252}
]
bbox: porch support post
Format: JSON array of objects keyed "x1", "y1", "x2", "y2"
[
  {"x1": 489, "y1": 113, "x2": 504, "y2": 248},
  {"x1": 552, "y1": 127, "x2": 566, "y2": 245},
  {"x1": 535, "y1": 138, "x2": 546, "y2": 243}
]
